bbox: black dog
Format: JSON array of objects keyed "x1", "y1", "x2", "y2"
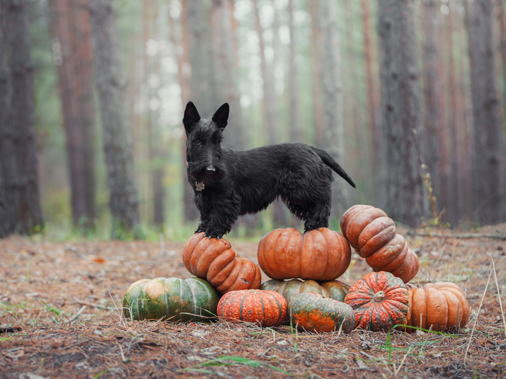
[{"x1": 183, "y1": 101, "x2": 355, "y2": 239}]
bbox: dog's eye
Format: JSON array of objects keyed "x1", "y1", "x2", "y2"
[{"x1": 195, "y1": 139, "x2": 201, "y2": 145}]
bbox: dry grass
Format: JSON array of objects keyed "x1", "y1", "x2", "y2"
[{"x1": 1, "y1": 225, "x2": 506, "y2": 378}]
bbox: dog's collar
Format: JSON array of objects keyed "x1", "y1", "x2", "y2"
[{"x1": 186, "y1": 160, "x2": 205, "y2": 191}]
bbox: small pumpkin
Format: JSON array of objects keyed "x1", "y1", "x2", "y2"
[
  {"x1": 182, "y1": 232, "x2": 262, "y2": 294},
  {"x1": 257, "y1": 227, "x2": 351, "y2": 281},
  {"x1": 344, "y1": 271, "x2": 409, "y2": 331},
  {"x1": 290, "y1": 293, "x2": 355, "y2": 333},
  {"x1": 261, "y1": 279, "x2": 329, "y2": 305},
  {"x1": 217, "y1": 289, "x2": 287, "y2": 327},
  {"x1": 123, "y1": 277, "x2": 219, "y2": 322},
  {"x1": 406, "y1": 282, "x2": 470, "y2": 332},
  {"x1": 320, "y1": 280, "x2": 350, "y2": 302},
  {"x1": 340, "y1": 205, "x2": 419, "y2": 283}
]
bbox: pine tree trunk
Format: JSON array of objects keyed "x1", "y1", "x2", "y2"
[
  {"x1": 187, "y1": 0, "x2": 215, "y2": 119},
  {"x1": 422, "y1": 0, "x2": 442, "y2": 218},
  {"x1": 469, "y1": 0, "x2": 504, "y2": 224},
  {"x1": 0, "y1": 16, "x2": 17, "y2": 238},
  {"x1": 377, "y1": 0, "x2": 427, "y2": 226},
  {"x1": 287, "y1": 0, "x2": 302, "y2": 143},
  {"x1": 309, "y1": 0, "x2": 323, "y2": 147},
  {"x1": 497, "y1": 0, "x2": 506, "y2": 122},
  {"x1": 361, "y1": 0, "x2": 379, "y2": 167},
  {"x1": 169, "y1": 0, "x2": 199, "y2": 223},
  {"x1": 319, "y1": 0, "x2": 349, "y2": 217},
  {"x1": 89, "y1": 0, "x2": 141, "y2": 238},
  {"x1": 50, "y1": 0, "x2": 96, "y2": 231},
  {"x1": 210, "y1": 0, "x2": 244, "y2": 149},
  {"x1": 3, "y1": 0, "x2": 44, "y2": 235}
]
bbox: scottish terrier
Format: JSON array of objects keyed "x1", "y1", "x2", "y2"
[{"x1": 183, "y1": 101, "x2": 355, "y2": 239}]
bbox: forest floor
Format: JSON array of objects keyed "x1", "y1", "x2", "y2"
[{"x1": 1, "y1": 224, "x2": 506, "y2": 379}]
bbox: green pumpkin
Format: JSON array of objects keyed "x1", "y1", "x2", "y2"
[
  {"x1": 261, "y1": 279, "x2": 329, "y2": 305},
  {"x1": 319, "y1": 280, "x2": 349, "y2": 302},
  {"x1": 290, "y1": 293, "x2": 355, "y2": 334},
  {"x1": 123, "y1": 277, "x2": 220, "y2": 322}
]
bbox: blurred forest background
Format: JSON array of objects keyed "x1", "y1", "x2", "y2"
[{"x1": 0, "y1": 0, "x2": 505, "y2": 241}]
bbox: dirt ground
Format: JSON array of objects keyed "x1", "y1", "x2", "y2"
[{"x1": 1, "y1": 225, "x2": 506, "y2": 378}]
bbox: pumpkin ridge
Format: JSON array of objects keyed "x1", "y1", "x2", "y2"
[{"x1": 267, "y1": 291, "x2": 284, "y2": 326}]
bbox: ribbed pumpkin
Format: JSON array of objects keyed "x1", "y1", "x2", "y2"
[
  {"x1": 344, "y1": 271, "x2": 409, "y2": 331},
  {"x1": 340, "y1": 205, "x2": 419, "y2": 283},
  {"x1": 123, "y1": 277, "x2": 219, "y2": 322},
  {"x1": 257, "y1": 227, "x2": 351, "y2": 281},
  {"x1": 261, "y1": 279, "x2": 329, "y2": 305},
  {"x1": 290, "y1": 293, "x2": 355, "y2": 333},
  {"x1": 406, "y1": 282, "x2": 470, "y2": 332},
  {"x1": 217, "y1": 289, "x2": 287, "y2": 327},
  {"x1": 182, "y1": 233, "x2": 262, "y2": 294}
]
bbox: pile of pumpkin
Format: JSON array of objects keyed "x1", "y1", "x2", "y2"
[{"x1": 123, "y1": 205, "x2": 470, "y2": 333}]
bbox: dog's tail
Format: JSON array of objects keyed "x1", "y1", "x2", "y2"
[{"x1": 312, "y1": 147, "x2": 356, "y2": 188}]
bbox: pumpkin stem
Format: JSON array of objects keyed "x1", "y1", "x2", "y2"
[{"x1": 372, "y1": 291, "x2": 386, "y2": 302}]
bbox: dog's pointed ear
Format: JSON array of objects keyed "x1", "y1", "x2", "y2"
[
  {"x1": 212, "y1": 103, "x2": 229, "y2": 129},
  {"x1": 183, "y1": 101, "x2": 201, "y2": 133}
]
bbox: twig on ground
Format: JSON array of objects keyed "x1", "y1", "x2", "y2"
[
  {"x1": 109, "y1": 292, "x2": 128, "y2": 329},
  {"x1": 65, "y1": 244, "x2": 96, "y2": 263},
  {"x1": 72, "y1": 300, "x2": 116, "y2": 310},
  {"x1": 69, "y1": 306, "x2": 87, "y2": 323},
  {"x1": 492, "y1": 261, "x2": 506, "y2": 338},
  {"x1": 464, "y1": 266, "x2": 493, "y2": 366}
]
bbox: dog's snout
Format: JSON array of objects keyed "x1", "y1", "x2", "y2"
[{"x1": 206, "y1": 165, "x2": 216, "y2": 173}]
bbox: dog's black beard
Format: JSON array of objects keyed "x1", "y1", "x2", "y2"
[{"x1": 187, "y1": 162, "x2": 225, "y2": 186}]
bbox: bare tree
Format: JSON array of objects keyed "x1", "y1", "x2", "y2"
[
  {"x1": 422, "y1": 0, "x2": 442, "y2": 217},
  {"x1": 210, "y1": 0, "x2": 244, "y2": 149},
  {"x1": 377, "y1": 0, "x2": 427, "y2": 226},
  {"x1": 2, "y1": 0, "x2": 44, "y2": 235},
  {"x1": 49, "y1": 0, "x2": 96, "y2": 231},
  {"x1": 0, "y1": 12, "x2": 16, "y2": 238},
  {"x1": 308, "y1": 0, "x2": 323, "y2": 147},
  {"x1": 469, "y1": 0, "x2": 504, "y2": 224},
  {"x1": 89, "y1": 0, "x2": 142, "y2": 238},
  {"x1": 287, "y1": 0, "x2": 303, "y2": 143},
  {"x1": 319, "y1": 0, "x2": 349, "y2": 216}
]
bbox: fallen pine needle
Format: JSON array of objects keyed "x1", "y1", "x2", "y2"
[
  {"x1": 464, "y1": 265, "x2": 493, "y2": 366},
  {"x1": 492, "y1": 261, "x2": 506, "y2": 339}
]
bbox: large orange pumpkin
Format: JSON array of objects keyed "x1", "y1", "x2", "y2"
[
  {"x1": 182, "y1": 233, "x2": 261, "y2": 294},
  {"x1": 217, "y1": 289, "x2": 287, "y2": 327},
  {"x1": 257, "y1": 228, "x2": 351, "y2": 281},
  {"x1": 344, "y1": 271, "x2": 409, "y2": 331},
  {"x1": 406, "y1": 282, "x2": 470, "y2": 332},
  {"x1": 340, "y1": 205, "x2": 419, "y2": 283}
]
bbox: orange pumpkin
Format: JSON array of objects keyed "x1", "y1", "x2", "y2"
[
  {"x1": 217, "y1": 289, "x2": 287, "y2": 327},
  {"x1": 344, "y1": 271, "x2": 409, "y2": 331},
  {"x1": 257, "y1": 227, "x2": 351, "y2": 281},
  {"x1": 406, "y1": 282, "x2": 470, "y2": 332},
  {"x1": 340, "y1": 205, "x2": 419, "y2": 283},
  {"x1": 182, "y1": 233, "x2": 261, "y2": 294}
]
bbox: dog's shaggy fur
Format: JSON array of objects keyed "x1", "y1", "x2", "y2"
[{"x1": 183, "y1": 101, "x2": 355, "y2": 238}]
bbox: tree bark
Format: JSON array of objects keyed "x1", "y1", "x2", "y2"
[
  {"x1": 319, "y1": 0, "x2": 349, "y2": 216},
  {"x1": 210, "y1": 0, "x2": 244, "y2": 149},
  {"x1": 0, "y1": 13, "x2": 17, "y2": 238},
  {"x1": 377, "y1": 0, "x2": 427, "y2": 226},
  {"x1": 361, "y1": 0, "x2": 379, "y2": 167},
  {"x1": 421, "y1": 0, "x2": 442, "y2": 218},
  {"x1": 89, "y1": 0, "x2": 141, "y2": 238},
  {"x1": 308, "y1": 0, "x2": 323, "y2": 147},
  {"x1": 497, "y1": 0, "x2": 506, "y2": 121},
  {"x1": 287, "y1": 0, "x2": 302, "y2": 143},
  {"x1": 49, "y1": 0, "x2": 96, "y2": 231},
  {"x1": 469, "y1": 0, "x2": 504, "y2": 224},
  {"x1": 169, "y1": 0, "x2": 198, "y2": 223},
  {"x1": 186, "y1": 0, "x2": 215, "y2": 120},
  {"x1": 2, "y1": 0, "x2": 44, "y2": 235}
]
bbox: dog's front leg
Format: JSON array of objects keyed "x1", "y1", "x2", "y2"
[{"x1": 196, "y1": 193, "x2": 240, "y2": 239}]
